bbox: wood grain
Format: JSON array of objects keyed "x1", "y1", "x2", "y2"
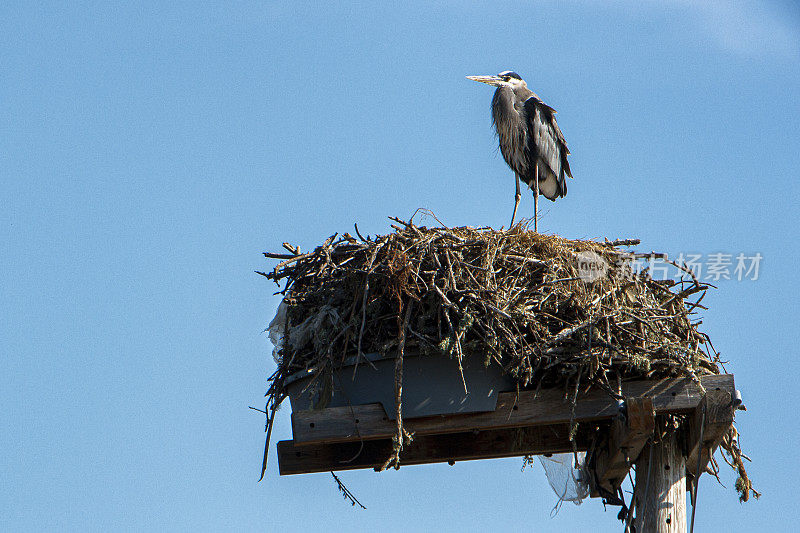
[
  {"x1": 277, "y1": 424, "x2": 595, "y2": 475},
  {"x1": 686, "y1": 387, "x2": 734, "y2": 484},
  {"x1": 291, "y1": 374, "x2": 734, "y2": 446},
  {"x1": 635, "y1": 433, "x2": 687, "y2": 532},
  {"x1": 591, "y1": 396, "x2": 655, "y2": 495}
]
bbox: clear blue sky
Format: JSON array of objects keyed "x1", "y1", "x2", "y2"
[{"x1": 3, "y1": 1, "x2": 799, "y2": 531}]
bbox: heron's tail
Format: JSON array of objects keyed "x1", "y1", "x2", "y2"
[{"x1": 535, "y1": 164, "x2": 566, "y2": 201}]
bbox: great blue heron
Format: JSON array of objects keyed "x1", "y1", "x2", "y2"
[{"x1": 467, "y1": 71, "x2": 573, "y2": 230}]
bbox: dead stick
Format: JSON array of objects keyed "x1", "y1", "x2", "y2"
[{"x1": 381, "y1": 300, "x2": 414, "y2": 471}]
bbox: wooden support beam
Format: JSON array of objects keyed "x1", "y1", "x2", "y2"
[
  {"x1": 686, "y1": 386, "x2": 734, "y2": 485},
  {"x1": 634, "y1": 432, "x2": 687, "y2": 533},
  {"x1": 277, "y1": 424, "x2": 595, "y2": 475},
  {"x1": 291, "y1": 375, "x2": 733, "y2": 446},
  {"x1": 589, "y1": 396, "x2": 655, "y2": 496}
]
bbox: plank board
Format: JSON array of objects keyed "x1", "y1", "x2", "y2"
[
  {"x1": 278, "y1": 423, "x2": 595, "y2": 475},
  {"x1": 590, "y1": 396, "x2": 656, "y2": 496},
  {"x1": 291, "y1": 374, "x2": 734, "y2": 446},
  {"x1": 686, "y1": 387, "x2": 734, "y2": 485}
]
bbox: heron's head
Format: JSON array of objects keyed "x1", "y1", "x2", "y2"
[{"x1": 466, "y1": 71, "x2": 527, "y2": 90}]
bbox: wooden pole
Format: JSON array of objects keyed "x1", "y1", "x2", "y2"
[{"x1": 634, "y1": 433, "x2": 686, "y2": 533}]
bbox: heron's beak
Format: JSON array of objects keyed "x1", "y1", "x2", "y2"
[{"x1": 466, "y1": 75, "x2": 503, "y2": 87}]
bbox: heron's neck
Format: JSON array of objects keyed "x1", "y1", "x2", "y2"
[
  {"x1": 491, "y1": 87, "x2": 526, "y2": 168},
  {"x1": 491, "y1": 87, "x2": 517, "y2": 124}
]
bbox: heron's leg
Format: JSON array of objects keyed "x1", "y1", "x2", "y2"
[
  {"x1": 510, "y1": 173, "x2": 521, "y2": 227},
  {"x1": 533, "y1": 166, "x2": 539, "y2": 232}
]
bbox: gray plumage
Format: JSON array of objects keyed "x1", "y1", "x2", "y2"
[{"x1": 467, "y1": 71, "x2": 573, "y2": 226}]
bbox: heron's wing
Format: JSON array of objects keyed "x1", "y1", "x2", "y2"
[{"x1": 523, "y1": 96, "x2": 572, "y2": 199}]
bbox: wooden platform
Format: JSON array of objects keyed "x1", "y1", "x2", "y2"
[{"x1": 277, "y1": 374, "x2": 735, "y2": 495}]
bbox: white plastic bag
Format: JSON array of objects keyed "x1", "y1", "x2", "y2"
[
  {"x1": 267, "y1": 301, "x2": 288, "y2": 363},
  {"x1": 267, "y1": 302, "x2": 342, "y2": 364},
  {"x1": 539, "y1": 452, "x2": 589, "y2": 505}
]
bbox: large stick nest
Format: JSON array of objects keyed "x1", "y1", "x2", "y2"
[
  {"x1": 264, "y1": 218, "x2": 720, "y2": 384},
  {"x1": 258, "y1": 217, "x2": 755, "y2": 500}
]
